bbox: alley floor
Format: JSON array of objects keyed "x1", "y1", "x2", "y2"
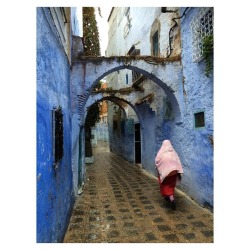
[{"x1": 63, "y1": 141, "x2": 213, "y2": 243}]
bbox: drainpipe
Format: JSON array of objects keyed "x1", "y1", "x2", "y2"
[{"x1": 164, "y1": 7, "x2": 190, "y2": 58}]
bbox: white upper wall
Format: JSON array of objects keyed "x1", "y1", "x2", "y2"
[
  {"x1": 105, "y1": 7, "x2": 181, "y2": 120},
  {"x1": 71, "y1": 7, "x2": 83, "y2": 36},
  {"x1": 106, "y1": 7, "x2": 179, "y2": 57}
]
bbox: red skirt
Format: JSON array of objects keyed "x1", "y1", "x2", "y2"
[{"x1": 158, "y1": 174, "x2": 177, "y2": 196}]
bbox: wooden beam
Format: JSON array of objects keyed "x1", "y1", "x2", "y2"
[{"x1": 135, "y1": 93, "x2": 154, "y2": 105}]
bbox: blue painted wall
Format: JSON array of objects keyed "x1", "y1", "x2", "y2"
[
  {"x1": 108, "y1": 107, "x2": 135, "y2": 163},
  {"x1": 175, "y1": 7, "x2": 213, "y2": 208},
  {"x1": 123, "y1": 119, "x2": 136, "y2": 163},
  {"x1": 136, "y1": 103, "x2": 156, "y2": 175},
  {"x1": 36, "y1": 8, "x2": 74, "y2": 242},
  {"x1": 154, "y1": 8, "x2": 213, "y2": 209}
]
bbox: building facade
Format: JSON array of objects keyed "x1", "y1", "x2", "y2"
[{"x1": 105, "y1": 7, "x2": 214, "y2": 209}]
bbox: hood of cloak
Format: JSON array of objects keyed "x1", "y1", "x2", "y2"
[{"x1": 155, "y1": 140, "x2": 183, "y2": 183}]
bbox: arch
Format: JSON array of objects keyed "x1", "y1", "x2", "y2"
[
  {"x1": 83, "y1": 92, "x2": 158, "y2": 168},
  {"x1": 73, "y1": 57, "x2": 183, "y2": 176},
  {"x1": 78, "y1": 59, "x2": 182, "y2": 125},
  {"x1": 83, "y1": 95, "x2": 141, "y2": 125}
]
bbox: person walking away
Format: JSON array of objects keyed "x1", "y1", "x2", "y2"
[{"x1": 155, "y1": 140, "x2": 183, "y2": 210}]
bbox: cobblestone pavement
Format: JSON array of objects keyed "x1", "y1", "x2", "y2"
[{"x1": 63, "y1": 142, "x2": 213, "y2": 243}]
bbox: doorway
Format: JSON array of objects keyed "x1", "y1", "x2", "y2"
[
  {"x1": 78, "y1": 127, "x2": 83, "y2": 193},
  {"x1": 134, "y1": 123, "x2": 141, "y2": 164}
]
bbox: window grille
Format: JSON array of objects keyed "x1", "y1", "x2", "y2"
[
  {"x1": 194, "y1": 111, "x2": 205, "y2": 128},
  {"x1": 124, "y1": 7, "x2": 131, "y2": 38},
  {"x1": 52, "y1": 106, "x2": 64, "y2": 166},
  {"x1": 191, "y1": 8, "x2": 213, "y2": 62},
  {"x1": 152, "y1": 31, "x2": 159, "y2": 56}
]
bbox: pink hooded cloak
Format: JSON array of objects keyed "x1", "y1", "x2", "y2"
[{"x1": 155, "y1": 140, "x2": 183, "y2": 183}]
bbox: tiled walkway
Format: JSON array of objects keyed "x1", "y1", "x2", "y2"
[{"x1": 63, "y1": 142, "x2": 213, "y2": 243}]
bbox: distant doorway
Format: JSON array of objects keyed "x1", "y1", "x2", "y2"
[
  {"x1": 134, "y1": 123, "x2": 141, "y2": 164},
  {"x1": 78, "y1": 127, "x2": 83, "y2": 192}
]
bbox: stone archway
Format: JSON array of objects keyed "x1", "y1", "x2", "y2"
[
  {"x1": 82, "y1": 93, "x2": 160, "y2": 175},
  {"x1": 84, "y1": 96, "x2": 142, "y2": 164},
  {"x1": 73, "y1": 56, "x2": 183, "y2": 126},
  {"x1": 71, "y1": 56, "x2": 184, "y2": 194}
]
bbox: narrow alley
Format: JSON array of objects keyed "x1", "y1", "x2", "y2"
[
  {"x1": 37, "y1": 7, "x2": 214, "y2": 243},
  {"x1": 63, "y1": 142, "x2": 213, "y2": 243}
]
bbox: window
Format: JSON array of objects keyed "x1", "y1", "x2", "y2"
[
  {"x1": 124, "y1": 7, "x2": 131, "y2": 38},
  {"x1": 191, "y1": 8, "x2": 213, "y2": 62},
  {"x1": 152, "y1": 31, "x2": 159, "y2": 56},
  {"x1": 150, "y1": 19, "x2": 160, "y2": 57},
  {"x1": 52, "y1": 107, "x2": 64, "y2": 166},
  {"x1": 194, "y1": 111, "x2": 205, "y2": 128}
]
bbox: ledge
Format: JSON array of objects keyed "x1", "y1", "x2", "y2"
[
  {"x1": 132, "y1": 75, "x2": 147, "y2": 87},
  {"x1": 78, "y1": 55, "x2": 181, "y2": 65},
  {"x1": 135, "y1": 93, "x2": 154, "y2": 105}
]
